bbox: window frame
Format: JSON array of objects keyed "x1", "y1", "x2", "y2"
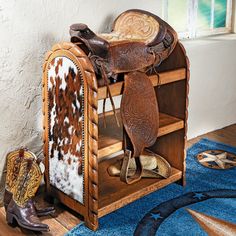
[{"x1": 162, "y1": 0, "x2": 233, "y2": 39}]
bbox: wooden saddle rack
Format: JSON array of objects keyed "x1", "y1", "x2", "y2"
[
  {"x1": 42, "y1": 9, "x2": 189, "y2": 231},
  {"x1": 70, "y1": 9, "x2": 178, "y2": 184}
]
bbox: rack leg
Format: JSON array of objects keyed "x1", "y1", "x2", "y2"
[{"x1": 84, "y1": 216, "x2": 99, "y2": 231}]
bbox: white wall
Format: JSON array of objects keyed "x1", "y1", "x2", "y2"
[
  {"x1": 183, "y1": 35, "x2": 236, "y2": 139},
  {"x1": 0, "y1": 0, "x2": 236, "y2": 201}
]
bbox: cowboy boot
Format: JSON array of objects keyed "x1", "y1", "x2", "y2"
[
  {"x1": 4, "y1": 148, "x2": 55, "y2": 216},
  {"x1": 6, "y1": 156, "x2": 49, "y2": 231}
]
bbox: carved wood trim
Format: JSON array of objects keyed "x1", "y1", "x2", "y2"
[
  {"x1": 178, "y1": 42, "x2": 190, "y2": 186},
  {"x1": 42, "y1": 42, "x2": 98, "y2": 230}
]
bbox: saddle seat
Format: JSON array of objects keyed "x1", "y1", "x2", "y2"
[
  {"x1": 98, "y1": 10, "x2": 166, "y2": 73},
  {"x1": 98, "y1": 10, "x2": 161, "y2": 45}
]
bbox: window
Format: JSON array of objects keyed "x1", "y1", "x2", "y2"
[{"x1": 163, "y1": 0, "x2": 233, "y2": 39}]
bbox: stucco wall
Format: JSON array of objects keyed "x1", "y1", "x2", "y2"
[
  {"x1": 0, "y1": 0, "x2": 236, "y2": 202},
  {"x1": 184, "y1": 35, "x2": 236, "y2": 139}
]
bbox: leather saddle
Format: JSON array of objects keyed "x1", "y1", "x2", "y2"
[{"x1": 70, "y1": 9, "x2": 177, "y2": 184}]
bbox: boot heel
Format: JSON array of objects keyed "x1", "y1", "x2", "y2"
[
  {"x1": 6, "y1": 212, "x2": 14, "y2": 224},
  {"x1": 4, "y1": 204, "x2": 8, "y2": 213}
]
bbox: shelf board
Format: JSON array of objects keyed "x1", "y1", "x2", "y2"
[
  {"x1": 97, "y1": 68, "x2": 186, "y2": 100},
  {"x1": 98, "y1": 111, "x2": 184, "y2": 159},
  {"x1": 98, "y1": 154, "x2": 182, "y2": 218},
  {"x1": 98, "y1": 110, "x2": 123, "y2": 159}
]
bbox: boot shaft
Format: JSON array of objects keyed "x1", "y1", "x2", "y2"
[
  {"x1": 5, "y1": 149, "x2": 43, "y2": 207},
  {"x1": 4, "y1": 149, "x2": 49, "y2": 232},
  {"x1": 12, "y1": 157, "x2": 43, "y2": 207},
  {"x1": 5, "y1": 149, "x2": 25, "y2": 193}
]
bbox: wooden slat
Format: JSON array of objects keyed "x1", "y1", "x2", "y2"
[
  {"x1": 98, "y1": 154, "x2": 182, "y2": 217},
  {"x1": 98, "y1": 142, "x2": 123, "y2": 160},
  {"x1": 98, "y1": 112, "x2": 184, "y2": 159},
  {"x1": 98, "y1": 110, "x2": 123, "y2": 159},
  {"x1": 51, "y1": 205, "x2": 81, "y2": 231},
  {"x1": 34, "y1": 193, "x2": 81, "y2": 231},
  {"x1": 35, "y1": 216, "x2": 68, "y2": 236},
  {"x1": 97, "y1": 68, "x2": 186, "y2": 100},
  {"x1": 187, "y1": 124, "x2": 236, "y2": 149},
  {"x1": 157, "y1": 68, "x2": 186, "y2": 85},
  {"x1": 158, "y1": 114, "x2": 184, "y2": 137}
]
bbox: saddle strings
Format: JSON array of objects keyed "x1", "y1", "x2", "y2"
[
  {"x1": 145, "y1": 50, "x2": 162, "y2": 85},
  {"x1": 89, "y1": 54, "x2": 120, "y2": 127},
  {"x1": 102, "y1": 96, "x2": 107, "y2": 128},
  {"x1": 100, "y1": 63, "x2": 120, "y2": 128}
]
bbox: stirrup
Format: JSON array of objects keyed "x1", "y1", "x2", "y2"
[
  {"x1": 107, "y1": 149, "x2": 172, "y2": 179},
  {"x1": 120, "y1": 150, "x2": 143, "y2": 184}
]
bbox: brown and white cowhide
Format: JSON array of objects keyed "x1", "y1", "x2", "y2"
[{"x1": 48, "y1": 56, "x2": 84, "y2": 203}]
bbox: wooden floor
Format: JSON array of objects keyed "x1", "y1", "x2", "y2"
[{"x1": 0, "y1": 124, "x2": 235, "y2": 236}]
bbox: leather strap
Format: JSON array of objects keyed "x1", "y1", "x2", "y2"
[
  {"x1": 120, "y1": 150, "x2": 143, "y2": 184},
  {"x1": 99, "y1": 62, "x2": 120, "y2": 127},
  {"x1": 19, "y1": 148, "x2": 25, "y2": 158}
]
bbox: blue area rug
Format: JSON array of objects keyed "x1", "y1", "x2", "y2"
[{"x1": 67, "y1": 138, "x2": 236, "y2": 236}]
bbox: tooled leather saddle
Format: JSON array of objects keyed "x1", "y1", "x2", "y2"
[{"x1": 70, "y1": 9, "x2": 178, "y2": 184}]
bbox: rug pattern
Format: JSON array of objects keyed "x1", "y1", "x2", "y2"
[{"x1": 67, "y1": 138, "x2": 236, "y2": 236}]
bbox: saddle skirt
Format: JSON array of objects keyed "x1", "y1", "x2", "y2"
[{"x1": 121, "y1": 71, "x2": 159, "y2": 158}]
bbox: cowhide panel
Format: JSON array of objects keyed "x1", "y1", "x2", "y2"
[{"x1": 47, "y1": 56, "x2": 84, "y2": 203}]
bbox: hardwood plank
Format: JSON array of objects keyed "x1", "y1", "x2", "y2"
[
  {"x1": 34, "y1": 193, "x2": 81, "y2": 231},
  {"x1": 97, "y1": 68, "x2": 186, "y2": 100},
  {"x1": 98, "y1": 111, "x2": 184, "y2": 159},
  {"x1": 187, "y1": 124, "x2": 236, "y2": 148},
  {"x1": 98, "y1": 142, "x2": 123, "y2": 160},
  {"x1": 52, "y1": 204, "x2": 81, "y2": 230},
  {"x1": 98, "y1": 81, "x2": 124, "y2": 101},
  {"x1": 98, "y1": 154, "x2": 182, "y2": 217},
  {"x1": 35, "y1": 216, "x2": 68, "y2": 236},
  {"x1": 158, "y1": 68, "x2": 186, "y2": 85},
  {"x1": 98, "y1": 110, "x2": 123, "y2": 159},
  {"x1": 158, "y1": 113, "x2": 184, "y2": 137}
]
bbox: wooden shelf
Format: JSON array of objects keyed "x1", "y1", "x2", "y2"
[
  {"x1": 97, "y1": 68, "x2": 186, "y2": 100},
  {"x1": 98, "y1": 154, "x2": 182, "y2": 217},
  {"x1": 43, "y1": 41, "x2": 188, "y2": 231},
  {"x1": 98, "y1": 111, "x2": 184, "y2": 159}
]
